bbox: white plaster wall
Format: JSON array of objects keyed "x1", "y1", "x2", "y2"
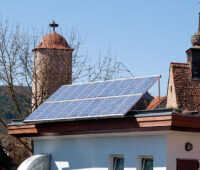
[
  {"x1": 34, "y1": 135, "x2": 166, "y2": 170},
  {"x1": 166, "y1": 66, "x2": 178, "y2": 109},
  {"x1": 167, "y1": 132, "x2": 200, "y2": 170}
]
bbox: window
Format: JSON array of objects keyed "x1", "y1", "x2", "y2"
[
  {"x1": 138, "y1": 155, "x2": 153, "y2": 170},
  {"x1": 109, "y1": 155, "x2": 124, "y2": 170}
]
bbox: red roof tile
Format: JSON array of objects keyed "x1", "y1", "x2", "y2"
[
  {"x1": 33, "y1": 32, "x2": 73, "y2": 51},
  {"x1": 146, "y1": 96, "x2": 166, "y2": 110},
  {"x1": 171, "y1": 62, "x2": 200, "y2": 111}
]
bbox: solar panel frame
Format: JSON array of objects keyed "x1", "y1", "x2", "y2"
[{"x1": 24, "y1": 75, "x2": 160, "y2": 122}]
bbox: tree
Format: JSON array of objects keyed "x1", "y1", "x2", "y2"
[{"x1": 0, "y1": 18, "x2": 133, "y2": 166}]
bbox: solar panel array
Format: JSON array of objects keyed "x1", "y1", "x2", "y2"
[{"x1": 25, "y1": 75, "x2": 160, "y2": 122}]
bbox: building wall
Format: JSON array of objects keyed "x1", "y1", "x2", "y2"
[
  {"x1": 167, "y1": 132, "x2": 200, "y2": 170},
  {"x1": 166, "y1": 66, "x2": 178, "y2": 108},
  {"x1": 34, "y1": 134, "x2": 166, "y2": 170}
]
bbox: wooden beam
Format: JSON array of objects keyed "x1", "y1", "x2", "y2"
[
  {"x1": 8, "y1": 125, "x2": 35, "y2": 130},
  {"x1": 8, "y1": 128, "x2": 37, "y2": 134}
]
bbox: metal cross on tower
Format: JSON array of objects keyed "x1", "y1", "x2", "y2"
[{"x1": 49, "y1": 20, "x2": 59, "y2": 32}]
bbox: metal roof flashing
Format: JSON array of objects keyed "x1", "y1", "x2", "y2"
[{"x1": 126, "y1": 108, "x2": 174, "y2": 117}]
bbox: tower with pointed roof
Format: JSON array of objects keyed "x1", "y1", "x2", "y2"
[{"x1": 32, "y1": 21, "x2": 73, "y2": 110}]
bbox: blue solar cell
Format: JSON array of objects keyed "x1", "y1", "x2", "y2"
[
  {"x1": 57, "y1": 85, "x2": 79, "y2": 101},
  {"x1": 25, "y1": 103, "x2": 49, "y2": 121},
  {"x1": 46, "y1": 86, "x2": 68, "y2": 102},
  {"x1": 76, "y1": 83, "x2": 99, "y2": 99},
  {"x1": 79, "y1": 99, "x2": 103, "y2": 117},
  {"x1": 89, "y1": 98, "x2": 115, "y2": 116},
  {"x1": 102, "y1": 97, "x2": 126, "y2": 115},
  {"x1": 36, "y1": 103, "x2": 57, "y2": 120},
  {"x1": 68, "y1": 100, "x2": 92, "y2": 118},
  {"x1": 113, "y1": 95, "x2": 141, "y2": 114},
  {"x1": 134, "y1": 77, "x2": 158, "y2": 94},
  {"x1": 65, "y1": 84, "x2": 89, "y2": 100},
  {"x1": 121, "y1": 77, "x2": 146, "y2": 95},
  {"x1": 98, "y1": 80, "x2": 122, "y2": 97},
  {"x1": 57, "y1": 100, "x2": 82, "y2": 118},
  {"x1": 87, "y1": 81, "x2": 111, "y2": 98},
  {"x1": 109, "y1": 79, "x2": 133, "y2": 96},
  {"x1": 47, "y1": 102, "x2": 69, "y2": 119}
]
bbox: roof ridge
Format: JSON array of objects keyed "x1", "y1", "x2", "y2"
[
  {"x1": 170, "y1": 62, "x2": 189, "y2": 65},
  {"x1": 170, "y1": 62, "x2": 189, "y2": 68}
]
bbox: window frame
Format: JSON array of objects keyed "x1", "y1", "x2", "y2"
[
  {"x1": 109, "y1": 154, "x2": 124, "y2": 170},
  {"x1": 137, "y1": 155, "x2": 153, "y2": 170}
]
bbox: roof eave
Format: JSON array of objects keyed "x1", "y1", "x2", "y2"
[{"x1": 8, "y1": 109, "x2": 200, "y2": 138}]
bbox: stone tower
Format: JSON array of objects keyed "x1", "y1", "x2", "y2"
[{"x1": 32, "y1": 21, "x2": 73, "y2": 110}]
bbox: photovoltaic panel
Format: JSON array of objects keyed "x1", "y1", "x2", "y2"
[{"x1": 24, "y1": 75, "x2": 160, "y2": 122}]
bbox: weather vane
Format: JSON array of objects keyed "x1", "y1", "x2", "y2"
[{"x1": 49, "y1": 20, "x2": 59, "y2": 32}]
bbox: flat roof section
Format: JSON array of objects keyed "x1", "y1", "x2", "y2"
[{"x1": 8, "y1": 109, "x2": 200, "y2": 137}]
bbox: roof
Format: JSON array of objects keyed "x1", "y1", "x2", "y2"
[
  {"x1": 146, "y1": 96, "x2": 167, "y2": 110},
  {"x1": 170, "y1": 62, "x2": 200, "y2": 111},
  {"x1": 8, "y1": 109, "x2": 200, "y2": 137},
  {"x1": 33, "y1": 32, "x2": 73, "y2": 51}
]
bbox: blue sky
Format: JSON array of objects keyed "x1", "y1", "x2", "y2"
[{"x1": 0, "y1": 0, "x2": 199, "y2": 95}]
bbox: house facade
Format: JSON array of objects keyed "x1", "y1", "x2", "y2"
[
  {"x1": 33, "y1": 131, "x2": 200, "y2": 170},
  {"x1": 8, "y1": 109, "x2": 200, "y2": 170}
]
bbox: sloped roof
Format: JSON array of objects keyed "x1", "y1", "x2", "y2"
[
  {"x1": 171, "y1": 62, "x2": 200, "y2": 111},
  {"x1": 146, "y1": 96, "x2": 167, "y2": 110}
]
